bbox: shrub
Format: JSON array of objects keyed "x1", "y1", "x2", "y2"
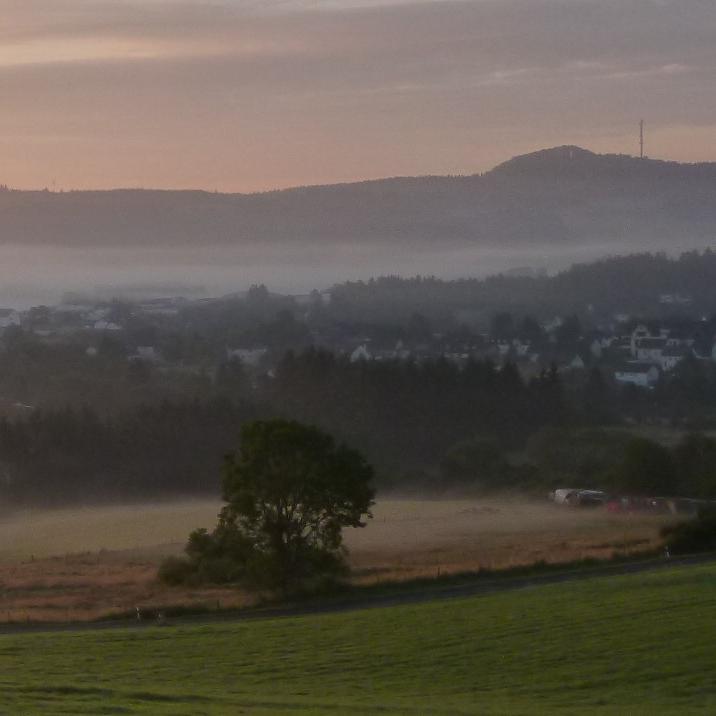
[
  {"x1": 157, "y1": 557, "x2": 196, "y2": 586},
  {"x1": 661, "y1": 507, "x2": 716, "y2": 554},
  {"x1": 158, "y1": 526, "x2": 250, "y2": 586}
]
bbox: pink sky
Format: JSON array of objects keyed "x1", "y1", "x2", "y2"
[{"x1": 2, "y1": 0, "x2": 715, "y2": 192}]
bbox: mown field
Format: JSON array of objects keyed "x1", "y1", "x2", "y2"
[
  {"x1": 0, "y1": 498, "x2": 670, "y2": 621},
  {"x1": 1, "y1": 562, "x2": 715, "y2": 714}
]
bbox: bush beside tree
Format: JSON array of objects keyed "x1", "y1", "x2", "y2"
[
  {"x1": 160, "y1": 419, "x2": 375, "y2": 592},
  {"x1": 662, "y1": 507, "x2": 716, "y2": 554}
]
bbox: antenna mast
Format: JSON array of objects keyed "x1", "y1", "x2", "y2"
[{"x1": 639, "y1": 119, "x2": 644, "y2": 159}]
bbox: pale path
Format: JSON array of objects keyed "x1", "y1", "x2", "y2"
[{"x1": 1, "y1": 551, "x2": 714, "y2": 637}]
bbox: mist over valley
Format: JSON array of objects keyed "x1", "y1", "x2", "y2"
[{"x1": 2, "y1": 146, "x2": 715, "y2": 306}]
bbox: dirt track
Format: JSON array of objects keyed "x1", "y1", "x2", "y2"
[{"x1": 1, "y1": 551, "x2": 714, "y2": 637}]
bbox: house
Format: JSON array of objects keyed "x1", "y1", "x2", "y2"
[
  {"x1": 660, "y1": 347, "x2": 689, "y2": 372},
  {"x1": 350, "y1": 344, "x2": 372, "y2": 362},
  {"x1": 634, "y1": 337, "x2": 667, "y2": 363},
  {"x1": 659, "y1": 293, "x2": 692, "y2": 306},
  {"x1": 93, "y1": 319, "x2": 122, "y2": 332},
  {"x1": 610, "y1": 337, "x2": 632, "y2": 357},
  {"x1": 133, "y1": 346, "x2": 161, "y2": 363},
  {"x1": 614, "y1": 363, "x2": 660, "y2": 388},
  {"x1": 226, "y1": 347, "x2": 268, "y2": 367},
  {"x1": 0, "y1": 309, "x2": 21, "y2": 329},
  {"x1": 630, "y1": 324, "x2": 652, "y2": 357},
  {"x1": 87, "y1": 308, "x2": 111, "y2": 322},
  {"x1": 393, "y1": 340, "x2": 412, "y2": 361},
  {"x1": 542, "y1": 316, "x2": 563, "y2": 334},
  {"x1": 508, "y1": 340, "x2": 528, "y2": 357}
]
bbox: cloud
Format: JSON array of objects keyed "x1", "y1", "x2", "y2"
[{"x1": 2, "y1": 0, "x2": 715, "y2": 190}]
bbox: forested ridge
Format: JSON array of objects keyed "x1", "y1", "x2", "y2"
[
  {"x1": 2, "y1": 147, "x2": 716, "y2": 249},
  {"x1": 329, "y1": 251, "x2": 716, "y2": 324}
]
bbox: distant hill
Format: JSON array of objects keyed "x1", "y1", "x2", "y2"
[{"x1": 2, "y1": 146, "x2": 716, "y2": 248}]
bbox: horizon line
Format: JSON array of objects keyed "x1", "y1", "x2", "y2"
[{"x1": 3, "y1": 144, "x2": 689, "y2": 196}]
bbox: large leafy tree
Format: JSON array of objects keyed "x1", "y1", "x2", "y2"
[{"x1": 164, "y1": 420, "x2": 375, "y2": 591}]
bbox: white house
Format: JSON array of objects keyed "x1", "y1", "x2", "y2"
[
  {"x1": 569, "y1": 354, "x2": 586, "y2": 370},
  {"x1": 513, "y1": 340, "x2": 532, "y2": 357},
  {"x1": 226, "y1": 347, "x2": 268, "y2": 367},
  {"x1": 660, "y1": 347, "x2": 689, "y2": 372},
  {"x1": 393, "y1": 340, "x2": 412, "y2": 361},
  {"x1": 659, "y1": 293, "x2": 692, "y2": 306},
  {"x1": 634, "y1": 337, "x2": 667, "y2": 363},
  {"x1": 630, "y1": 324, "x2": 652, "y2": 357},
  {"x1": 350, "y1": 344, "x2": 372, "y2": 362},
  {"x1": 614, "y1": 363, "x2": 660, "y2": 388},
  {"x1": 93, "y1": 319, "x2": 122, "y2": 332},
  {"x1": 542, "y1": 316, "x2": 564, "y2": 333},
  {"x1": 134, "y1": 346, "x2": 161, "y2": 363}
]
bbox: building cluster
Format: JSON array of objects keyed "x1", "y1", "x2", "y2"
[
  {"x1": 339, "y1": 318, "x2": 716, "y2": 390},
  {"x1": 2, "y1": 292, "x2": 716, "y2": 392},
  {"x1": 610, "y1": 323, "x2": 706, "y2": 388}
]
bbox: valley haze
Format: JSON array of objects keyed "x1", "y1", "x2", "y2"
[{"x1": 1, "y1": 146, "x2": 715, "y2": 306}]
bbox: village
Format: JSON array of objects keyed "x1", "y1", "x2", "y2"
[{"x1": 0, "y1": 283, "x2": 714, "y2": 397}]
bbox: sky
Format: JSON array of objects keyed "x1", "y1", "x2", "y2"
[{"x1": 2, "y1": 0, "x2": 716, "y2": 192}]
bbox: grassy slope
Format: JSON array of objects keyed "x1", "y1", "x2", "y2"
[{"x1": 1, "y1": 564, "x2": 716, "y2": 715}]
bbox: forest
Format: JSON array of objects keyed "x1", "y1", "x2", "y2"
[
  {"x1": 327, "y1": 250, "x2": 716, "y2": 325},
  {"x1": 1, "y1": 348, "x2": 716, "y2": 505}
]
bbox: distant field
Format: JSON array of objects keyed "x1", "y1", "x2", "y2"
[
  {"x1": 607, "y1": 425, "x2": 716, "y2": 448},
  {"x1": 0, "y1": 498, "x2": 672, "y2": 621},
  {"x1": 0, "y1": 498, "x2": 670, "y2": 563},
  {"x1": 1, "y1": 562, "x2": 715, "y2": 714}
]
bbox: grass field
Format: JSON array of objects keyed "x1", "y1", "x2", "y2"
[
  {"x1": 0, "y1": 498, "x2": 671, "y2": 621},
  {"x1": 1, "y1": 562, "x2": 715, "y2": 714}
]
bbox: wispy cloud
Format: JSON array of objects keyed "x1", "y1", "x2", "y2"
[{"x1": 2, "y1": 0, "x2": 715, "y2": 190}]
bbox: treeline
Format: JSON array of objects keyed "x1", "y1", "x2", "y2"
[
  {"x1": 0, "y1": 352, "x2": 565, "y2": 505},
  {"x1": 527, "y1": 428, "x2": 716, "y2": 499},
  {"x1": 0, "y1": 400, "x2": 263, "y2": 505},
  {"x1": 3, "y1": 348, "x2": 716, "y2": 505},
  {"x1": 327, "y1": 250, "x2": 716, "y2": 325},
  {"x1": 429, "y1": 428, "x2": 716, "y2": 499},
  {"x1": 264, "y1": 350, "x2": 565, "y2": 468}
]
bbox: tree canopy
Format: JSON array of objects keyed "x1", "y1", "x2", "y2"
[{"x1": 162, "y1": 419, "x2": 375, "y2": 591}]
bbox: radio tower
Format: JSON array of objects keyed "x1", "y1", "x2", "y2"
[{"x1": 639, "y1": 119, "x2": 644, "y2": 159}]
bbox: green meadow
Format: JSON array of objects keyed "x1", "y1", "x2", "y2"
[{"x1": 1, "y1": 564, "x2": 716, "y2": 715}]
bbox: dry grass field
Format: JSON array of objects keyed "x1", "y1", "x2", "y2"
[{"x1": 0, "y1": 497, "x2": 673, "y2": 622}]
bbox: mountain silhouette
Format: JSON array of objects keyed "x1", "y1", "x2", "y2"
[{"x1": 2, "y1": 147, "x2": 715, "y2": 249}]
